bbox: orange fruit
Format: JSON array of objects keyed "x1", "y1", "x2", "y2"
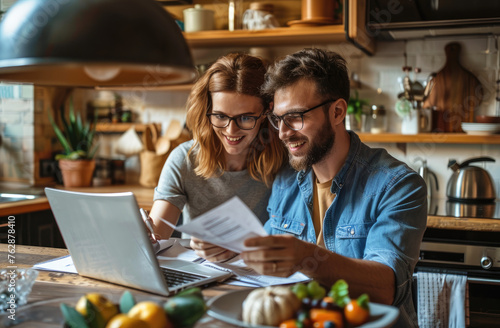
[
  {"x1": 76, "y1": 293, "x2": 118, "y2": 323},
  {"x1": 105, "y1": 313, "x2": 149, "y2": 328},
  {"x1": 128, "y1": 301, "x2": 172, "y2": 328}
]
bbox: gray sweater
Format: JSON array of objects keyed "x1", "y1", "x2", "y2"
[{"x1": 154, "y1": 140, "x2": 271, "y2": 234}]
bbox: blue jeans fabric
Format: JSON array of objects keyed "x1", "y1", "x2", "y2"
[{"x1": 265, "y1": 131, "x2": 427, "y2": 327}]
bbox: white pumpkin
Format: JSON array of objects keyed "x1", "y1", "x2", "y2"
[{"x1": 242, "y1": 286, "x2": 301, "y2": 326}]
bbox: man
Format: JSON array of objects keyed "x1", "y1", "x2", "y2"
[{"x1": 240, "y1": 48, "x2": 427, "y2": 327}]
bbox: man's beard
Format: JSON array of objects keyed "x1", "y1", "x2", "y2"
[{"x1": 288, "y1": 119, "x2": 335, "y2": 171}]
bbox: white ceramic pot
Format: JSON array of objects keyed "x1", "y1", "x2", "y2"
[{"x1": 183, "y1": 4, "x2": 214, "y2": 32}]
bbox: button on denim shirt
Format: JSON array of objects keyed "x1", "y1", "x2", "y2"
[{"x1": 265, "y1": 131, "x2": 427, "y2": 328}]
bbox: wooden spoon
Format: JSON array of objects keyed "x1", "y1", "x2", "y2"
[
  {"x1": 142, "y1": 124, "x2": 158, "y2": 152},
  {"x1": 155, "y1": 120, "x2": 183, "y2": 155}
]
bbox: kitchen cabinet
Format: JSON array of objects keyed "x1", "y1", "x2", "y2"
[{"x1": 0, "y1": 209, "x2": 65, "y2": 248}]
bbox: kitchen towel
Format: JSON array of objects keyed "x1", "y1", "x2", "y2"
[{"x1": 417, "y1": 271, "x2": 468, "y2": 328}]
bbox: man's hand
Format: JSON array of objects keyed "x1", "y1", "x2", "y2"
[
  {"x1": 241, "y1": 235, "x2": 314, "y2": 277},
  {"x1": 190, "y1": 237, "x2": 238, "y2": 263}
]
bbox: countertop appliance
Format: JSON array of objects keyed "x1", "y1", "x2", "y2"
[
  {"x1": 446, "y1": 157, "x2": 496, "y2": 202},
  {"x1": 416, "y1": 158, "x2": 439, "y2": 213}
]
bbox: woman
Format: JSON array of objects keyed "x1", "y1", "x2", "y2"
[{"x1": 148, "y1": 53, "x2": 286, "y2": 262}]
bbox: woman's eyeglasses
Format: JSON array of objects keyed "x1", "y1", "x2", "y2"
[
  {"x1": 206, "y1": 112, "x2": 263, "y2": 130},
  {"x1": 267, "y1": 99, "x2": 336, "y2": 131}
]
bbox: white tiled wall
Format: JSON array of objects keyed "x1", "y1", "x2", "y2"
[{"x1": 0, "y1": 84, "x2": 34, "y2": 182}]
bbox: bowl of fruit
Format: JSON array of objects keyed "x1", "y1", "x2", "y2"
[
  {"x1": 60, "y1": 287, "x2": 206, "y2": 328},
  {"x1": 207, "y1": 280, "x2": 399, "y2": 328}
]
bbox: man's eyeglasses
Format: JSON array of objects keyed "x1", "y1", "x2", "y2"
[
  {"x1": 206, "y1": 112, "x2": 263, "y2": 130},
  {"x1": 267, "y1": 99, "x2": 335, "y2": 131}
]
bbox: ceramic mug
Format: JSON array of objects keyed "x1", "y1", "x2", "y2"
[{"x1": 183, "y1": 4, "x2": 214, "y2": 32}]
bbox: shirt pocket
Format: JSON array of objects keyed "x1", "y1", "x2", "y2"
[
  {"x1": 335, "y1": 223, "x2": 373, "y2": 258},
  {"x1": 336, "y1": 223, "x2": 373, "y2": 239},
  {"x1": 269, "y1": 215, "x2": 306, "y2": 237}
]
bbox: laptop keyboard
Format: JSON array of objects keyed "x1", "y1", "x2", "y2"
[{"x1": 161, "y1": 268, "x2": 206, "y2": 288}]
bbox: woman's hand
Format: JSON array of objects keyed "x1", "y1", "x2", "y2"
[
  {"x1": 190, "y1": 237, "x2": 238, "y2": 263},
  {"x1": 142, "y1": 213, "x2": 162, "y2": 244}
]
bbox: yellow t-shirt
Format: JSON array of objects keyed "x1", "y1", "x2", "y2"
[{"x1": 312, "y1": 176, "x2": 336, "y2": 248}]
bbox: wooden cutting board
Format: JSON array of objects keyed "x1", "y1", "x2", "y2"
[{"x1": 424, "y1": 42, "x2": 483, "y2": 132}]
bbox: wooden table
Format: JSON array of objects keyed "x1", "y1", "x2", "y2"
[{"x1": 0, "y1": 244, "x2": 247, "y2": 327}]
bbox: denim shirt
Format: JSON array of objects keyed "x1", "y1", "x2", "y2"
[{"x1": 265, "y1": 131, "x2": 427, "y2": 328}]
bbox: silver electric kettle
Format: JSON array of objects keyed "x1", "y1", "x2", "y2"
[
  {"x1": 415, "y1": 158, "x2": 439, "y2": 213},
  {"x1": 446, "y1": 157, "x2": 496, "y2": 201}
]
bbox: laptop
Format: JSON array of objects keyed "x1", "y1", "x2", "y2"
[{"x1": 44, "y1": 188, "x2": 232, "y2": 296}]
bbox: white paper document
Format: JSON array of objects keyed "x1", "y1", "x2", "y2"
[
  {"x1": 32, "y1": 254, "x2": 77, "y2": 274},
  {"x1": 201, "y1": 257, "x2": 310, "y2": 287},
  {"x1": 162, "y1": 196, "x2": 268, "y2": 253}
]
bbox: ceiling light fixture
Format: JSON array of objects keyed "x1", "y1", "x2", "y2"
[{"x1": 0, "y1": 0, "x2": 197, "y2": 87}]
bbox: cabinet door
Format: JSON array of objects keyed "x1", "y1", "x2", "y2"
[
  {"x1": 346, "y1": 0, "x2": 376, "y2": 55},
  {"x1": 1, "y1": 210, "x2": 65, "y2": 248}
]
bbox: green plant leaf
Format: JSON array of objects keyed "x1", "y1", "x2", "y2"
[
  {"x1": 60, "y1": 303, "x2": 89, "y2": 328},
  {"x1": 50, "y1": 95, "x2": 99, "y2": 160},
  {"x1": 84, "y1": 297, "x2": 105, "y2": 328},
  {"x1": 357, "y1": 293, "x2": 370, "y2": 310},
  {"x1": 119, "y1": 290, "x2": 136, "y2": 313},
  {"x1": 347, "y1": 90, "x2": 368, "y2": 116},
  {"x1": 49, "y1": 113, "x2": 73, "y2": 155}
]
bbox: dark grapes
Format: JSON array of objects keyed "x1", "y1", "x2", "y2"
[{"x1": 324, "y1": 321, "x2": 337, "y2": 328}]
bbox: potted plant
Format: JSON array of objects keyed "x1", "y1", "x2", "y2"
[
  {"x1": 50, "y1": 97, "x2": 99, "y2": 187},
  {"x1": 346, "y1": 90, "x2": 368, "y2": 131}
]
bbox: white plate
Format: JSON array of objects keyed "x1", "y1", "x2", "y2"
[
  {"x1": 461, "y1": 123, "x2": 500, "y2": 135},
  {"x1": 207, "y1": 289, "x2": 400, "y2": 328}
]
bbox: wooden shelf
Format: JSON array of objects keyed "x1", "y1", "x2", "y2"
[
  {"x1": 95, "y1": 84, "x2": 193, "y2": 92},
  {"x1": 358, "y1": 133, "x2": 500, "y2": 144},
  {"x1": 95, "y1": 123, "x2": 161, "y2": 133},
  {"x1": 182, "y1": 25, "x2": 347, "y2": 48}
]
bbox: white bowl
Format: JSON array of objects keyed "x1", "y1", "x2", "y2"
[{"x1": 461, "y1": 123, "x2": 500, "y2": 135}]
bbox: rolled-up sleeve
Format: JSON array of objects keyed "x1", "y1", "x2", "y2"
[{"x1": 363, "y1": 170, "x2": 427, "y2": 307}]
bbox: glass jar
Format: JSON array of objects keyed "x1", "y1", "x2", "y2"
[
  {"x1": 370, "y1": 105, "x2": 387, "y2": 134},
  {"x1": 243, "y1": 2, "x2": 279, "y2": 30}
]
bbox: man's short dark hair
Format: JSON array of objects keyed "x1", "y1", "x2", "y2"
[{"x1": 261, "y1": 48, "x2": 350, "y2": 104}]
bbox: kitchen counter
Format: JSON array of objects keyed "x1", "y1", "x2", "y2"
[
  {"x1": 0, "y1": 185, "x2": 154, "y2": 217},
  {"x1": 427, "y1": 215, "x2": 500, "y2": 231},
  {"x1": 2, "y1": 185, "x2": 500, "y2": 232}
]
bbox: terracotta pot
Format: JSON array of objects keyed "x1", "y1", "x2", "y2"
[
  {"x1": 301, "y1": 0, "x2": 335, "y2": 21},
  {"x1": 59, "y1": 159, "x2": 96, "y2": 187}
]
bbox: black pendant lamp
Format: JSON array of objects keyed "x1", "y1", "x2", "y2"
[{"x1": 0, "y1": 0, "x2": 197, "y2": 87}]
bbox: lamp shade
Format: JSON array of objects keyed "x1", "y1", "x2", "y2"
[{"x1": 0, "y1": 0, "x2": 197, "y2": 87}]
